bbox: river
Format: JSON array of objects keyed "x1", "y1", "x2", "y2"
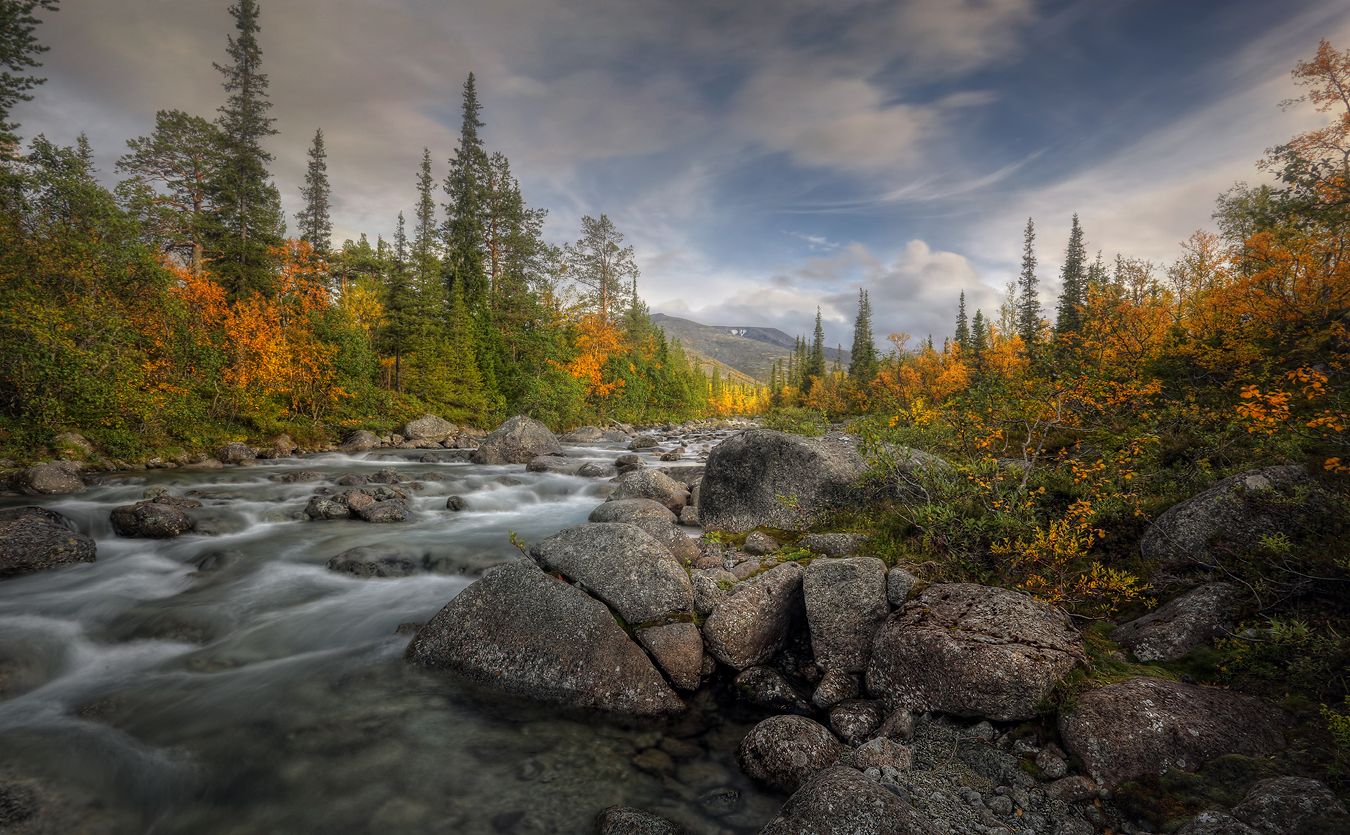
[{"x1": 0, "y1": 431, "x2": 783, "y2": 834}]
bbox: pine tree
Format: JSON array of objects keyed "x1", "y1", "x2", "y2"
[
  {"x1": 954, "y1": 290, "x2": 970, "y2": 353},
  {"x1": 804, "y1": 307, "x2": 826, "y2": 389},
  {"x1": 296, "y1": 128, "x2": 331, "y2": 255},
  {"x1": 443, "y1": 73, "x2": 488, "y2": 307},
  {"x1": 1016, "y1": 217, "x2": 1041, "y2": 351},
  {"x1": 412, "y1": 147, "x2": 439, "y2": 289},
  {"x1": 1086, "y1": 250, "x2": 1108, "y2": 291},
  {"x1": 970, "y1": 308, "x2": 988, "y2": 363},
  {"x1": 1054, "y1": 213, "x2": 1087, "y2": 339},
  {"x1": 382, "y1": 212, "x2": 416, "y2": 390},
  {"x1": 849, "y1": 288, "x2": 878, "y2": 382},
  {"x1": 115, "y1": 109, "x2": 222, "y2": 273},
  {"x1": 0, "y1": 0, "x2": 58, "y2": 156},
  {"x1": 208, "y1": 0, "x2": 282, "y2": 298}
]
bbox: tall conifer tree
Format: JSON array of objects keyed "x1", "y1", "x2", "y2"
[
  {"x1": 849, "y1": 288, "x2": 877, "y2": 382},
  {"x1": 443, "y1": 73, "x2": 488, "y2": 307},
  {"x1": 1016, "y1": 217, "x2": 1041, "y2": 351},
  {"x1": 297, "y1": 128, "x2": 331, "y2": 255},
  {"x1": 208, "y1": 0, "x2": 282, "y2": 298},
  {"x1": 954, "y1": 290, "x2": 971, "y2": 352},
  {"x1": 1055, "y1": 213, "x2": 1087, "y2": 339}
]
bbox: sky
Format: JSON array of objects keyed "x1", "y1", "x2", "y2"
[{"x1": 13, "y1": 0, "x2": 1350, "y2": 349}]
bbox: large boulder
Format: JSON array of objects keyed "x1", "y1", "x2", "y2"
[
  {"x1": 803, "y1": 557, "x2": 889, "y2": 673},
  {"x1": 401, "y1": 414, "x2": 457, "y2": 441},
  {"x1": 1141, "y1": 465, "x2": 1334, "y2": 572},
  {"x1": 340, "y1": 429, "x2": 380, "y2": 453},
  {"x1": 866, "y1": 583, "x2": 1084, "y2": 721},
  {"x1": 1058, "y1": 677, "x2": 1286, "y2": 788},
  {"x1": 636, "y1": 622, "x2": 704, "y2": 692},
  {"x1": 405, "y1": 560, "x2": 683, "y2": 716},
  {"x1": 528, "y1": 523, "x2": 692, "y2": 625},
  {"x1": 470, "y1": 415, "x2": 562, "y2": 465},
  {"x1": 110, "y1": 500, "x2": 195, "y2": 538},
  {"x1": 608, "y1": 469, "x2": 689, "y2": 513},
  {"x1": 1230, "y1": 776, "x2": 1348, "y2": 835},
  {"x1": 0, "y1": 507, "x2": 96, "y2": 580},
  {"x1": 699, "y1": 430, "x2": 871, "y2": 532},
  {"x1": 1113, "y1": 582, "x2": 1244, "y2": 662},
  {"x1": 588, "y1": 499, "x2": 697, "y2": 564},
  {"x1": 736, "y1": 715, "x2": 844, "y2": 793},
  {"x1": 215, "y1": 441, "x2": 257, "y2": 464},
  {"x1": 18, "y1": 461, "x2": 84, "y2": 495},
  {"x1": 702, "y1": 562, "x2": 803, "y2": 670},
  {"x1": 1178, "y1": 812, "x2": 1262, "y2": 835},
  {"x1": 559, "y1": 425, "x2": 605, "y2": 444},
  {"x1": 760, "y1": 767, "x2": 937, "y2": 835},
  {"x1": 525, "y1": 454, "x2": 577, "y2": 475}
]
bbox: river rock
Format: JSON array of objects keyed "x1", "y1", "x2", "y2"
[
  {"x1": 215, "y1": 441, "x2": 257, "y2": 464},
  {"x1": 110, "y1": 500, "x2": 195, "y2": 538},
  {"x1": 734, "y1": 666, "x2": 812, "y2": 715},
  {"x1": 699, "y1": 430, "x2": 872, "y2": 532},
  {"x1": 629, "y1": 434, "x2": 660, "y2": 450},
  {"x1": 559, "y1": 425, "x2": 605, "y2": 444},
  {"x1": 18, "y1": 461, "x2": 84, "y2": 495},
  {"x1": 637, "y1": 622, "x2": 704, "y2": 692},
  {"x1": 690, "y1": 568, "x2": 734, "y2": 617},
  {"x1": 608, "y1": 469, "x2": 689, "y2": 513},
  {"x1": 577, "y1": 461, "x2": 617, "y2": 478},
  {"x1": 760, "y1": 766, "x2": 936, "y2": 834},
  {"x1": 525, "y1": 454, "x2": 576, "y2": 474},
  {"x1": 736, "y1": 715, "x2": 844, "y2": 793},
  {"x1": 470, "y1": 415, "x2": 561, "y2": 465},
  {"x1": 843, "y1": 736, "x2": 913, "y2": 771},
  {"x1": 341, "y1": 429, "x2": 380, "y2": 453},
  {"x1": 595, "y1": 805, "x2": 689, "y2": 835},
  {"x1": 528, "y1": 523, "x2": 692, "y2": 624},
  {"x1": 828, "y1": 700, "x2": 885, "y2": 746},
  {"x1": 678, "y1": 506, "x2": 698, "y2": 526},
  {"x1": 866, "y1": 583, "x2": 1084, "y2": 721},
  {"x1": 1113, "y1": 582, "x2": 1244, "y2": 661},
  {"x1": 305, "y1": 495, "x2": 351, "y2": 520},
  {"x1": 812, "y1": 669, "x2": 860, "y2": 709},
  {"x1": 326, "y1": 545, "x2": 422, "y2": 578},
  {"x1": 406, "y1": 560, "x2": 683, "y2": 716},
  {"x1": 1141, "y1": 465, "x2": 1335, "y2": 572},
  {"x1": 588, "y1": 497, "x2": 677, "y2": 527},
  {"x1": 1230, "y1": 776, "x2": 1348, "y2": 835},
  {"x1": 702, "y1": 562, "x2": 803, "y2": 670},
  {"x1": 402, "y1": 414, "x2": 457, "y2": 441},
  {"x1": 0, "y1": 507, "x2": 96, "y2": 579},
  {"x1": 744, "y1": 530, "x2": 778, "y2": 556},
  {"x1": 1058, "y1": 677, "x2": 1287, "y2": 788},
  {"x1": 803, "y1": 557, "x2": 889, "y2": 673},
  {"x1": 886, "y1": 569, "x2": 916, "y2": 608}
]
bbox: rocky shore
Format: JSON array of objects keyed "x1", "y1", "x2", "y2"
[{"x1": 1, "y1": 416, "x2": 1345, "y2": 834}]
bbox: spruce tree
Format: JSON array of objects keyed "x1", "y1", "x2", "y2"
[
  {"x1": 954, "y1": 290, "x2": 970, "y2": 353},
  {"x1": 848, "y1": 288, "x2": 878, "y2": 382},
  {"x1": 971, "y1": 308, "x2": 988, "y2": 369},
  {"x1": 442, "y1": 73, "x2": 488, "y2": 307},
  {"x1": 412, "y1": 147, "x2": 439, "y2": 289},
  {"x1": 297, "y1": 128, "x2": 331, "y2": 255},
  {"x1": 208, "y1": 0, "x2": 282, "y2": 298},
  {"x1": 1054, "y1": 213, "x2": 1087, "y2": 339},
  {"x1": 0, "y1": 0, "x2": 58, "y2": 157},
  {"x1": 804, "y1": 307, "x2": 826, "y2": 389},
  {"x1": 1015, "y1": 217, "x2": 1041, "y2": 351},
  {"x1": 382, "y1": 212, "x2": 415, "y2": 390}
]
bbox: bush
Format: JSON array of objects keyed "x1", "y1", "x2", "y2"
[{"x1": 761, "y1": 406, "x2": 829, "y2": 437}]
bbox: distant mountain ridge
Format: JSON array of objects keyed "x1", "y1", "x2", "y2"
[{"x1": 652, "y1": 312, "x2": 850, "y2": 383}]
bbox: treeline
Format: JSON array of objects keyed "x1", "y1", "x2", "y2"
[
  {"x1": 770, "y1": 41, "x2": 1346, "y2": 616},
  {"x1": 0, "y1": 1, "x2": 752, "y2": 458}
]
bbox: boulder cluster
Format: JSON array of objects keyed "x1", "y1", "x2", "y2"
[{"x1": 403, "y1": 428, "x2": 1340, "y2": 834}]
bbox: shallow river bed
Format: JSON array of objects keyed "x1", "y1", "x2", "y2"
[{"x1": 0, "y1": 434, "x2": 783, "y2": 834}]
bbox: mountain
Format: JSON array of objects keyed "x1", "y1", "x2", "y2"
[{"x1": 652, "y1": 312, "x2": 850, "y2": 383}]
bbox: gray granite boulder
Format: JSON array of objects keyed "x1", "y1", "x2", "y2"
[
  {"x1": 699, "y1": 430, "x2": 873, "y2": 532},
  {"x1": 405, "y1": 560, "x2": 683, "y2": 716},
  {"x1": 18, "y1": 461, "x2": 84, "y2": 495},
  {"x1": 867, "y1": 583, "x2": 1084, "y2": 721},
  {"x1": 702, "y1": 562, "x2": 803, "y2": 670},
  {"x1": 470, "y1": 415, "x2": 562, "y2": 465},
  {"x1": 737, "y1": 715, "x2": 844, "y2": 793},
  {"x1": 0, "y1": 507, "x2": 96, "y2": 580},
  {"x1": 528, "y1": 523, "x2": 692, "y2": 625},
  {"x1": 803, "y1": 557, "x2": 889, "y2": 673},
  {"x1": 1059, "y1": 677, "x2": 1286, "y2": 788},
  {"x1": 1113, "y1": 582, "x2": 1244, "y2": 661},
  {"x1": 1230, "y1": 776, "x2": 1348, "y2": 835},
  {"x1": 608, "y1": 469, "x2": 689, "y2": 513},
  {"x1": 401, "y1": 414, "x2": 457, "y2": 441},
  {"x1": 110, "y1": 500, "x2": 195, "y2": 538},
  {"x1": 759, "y1": 766, "x2": 937, "y2": 834}
]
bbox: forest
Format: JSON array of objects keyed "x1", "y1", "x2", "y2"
[{"x1": 0, "y1": 0, "x2": 764, "y2": 464}]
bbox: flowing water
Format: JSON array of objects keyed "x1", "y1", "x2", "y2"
[{"x1": 0, "y1": 434, "x2": 784, "y2": 834}]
